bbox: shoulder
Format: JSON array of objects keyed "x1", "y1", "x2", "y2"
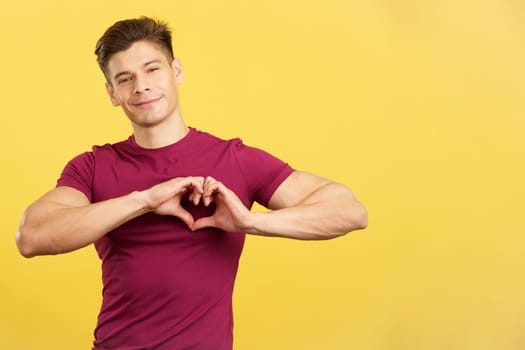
[
  {"x1": 61, "y1": 137, "x2": 133, "y2": 172},
  {"x1": 187, "y1": 128, "x2": 246, "y2": 155},
  {"x1": 66, "y1": 150, "x2": 95, "y2": 169},
  {"x1": 91, "y1": 137, "x2": 132, "y2": 154},
  {"x1": 190, "y1": 128, "x2": 242, "y2": 145}
]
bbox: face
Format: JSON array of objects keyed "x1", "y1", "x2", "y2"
[{"x1": 105, "y1": 40, "x2": 183, "y2": 128}]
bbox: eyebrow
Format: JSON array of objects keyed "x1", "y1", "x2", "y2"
[{"x1": 112, "y1": 59, "x2": 163, "y2": 81}]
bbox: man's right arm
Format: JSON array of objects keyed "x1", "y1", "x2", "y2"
[{"x1": 16, "y1": 177, "x2": 205, "y2": 258}]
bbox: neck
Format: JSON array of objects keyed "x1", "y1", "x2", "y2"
[{"x1": 131, "y1": 108, "x2": 189, "y2": 149}]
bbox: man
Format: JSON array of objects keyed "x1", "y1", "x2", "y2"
[{"x1": 16, "y1": 16, "x2": 367, "y2": 350}]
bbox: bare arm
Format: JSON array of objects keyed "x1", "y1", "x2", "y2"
[
  {"x1": 17, "y1": 177, "x2": 205, "y2": 258},
  {"x1": 254, "y1": 171, "x2": 368, "y2": 239},
  {"x1": 192, "y1": 171, "x2": 368, "y2": 239}
]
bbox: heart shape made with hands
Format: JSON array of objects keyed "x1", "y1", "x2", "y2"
[{"x1": 153, "y1": 176, "x2": 251, "y2": 233}]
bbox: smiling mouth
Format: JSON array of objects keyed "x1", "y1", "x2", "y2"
[{"x1": 133, "y1": 97, "x2": 162, "y2": 107}]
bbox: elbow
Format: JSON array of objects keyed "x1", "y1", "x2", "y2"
[
  {"x1": 17, "y1": 222, "x2": 71, "y2": 257},
  {"x1": 16, "y1": 215, "x2": 49, "y2": 258},
  {"x1": 322, "y1": 200, "x2": 368, "y2": 240},
  {"x1": 354, "y1": 204, "x2": 368, "y2": 230},
  {"x1": 338, "y1": 202, "x2": 368, "y2": 237},
  {"x1": 16, "y1": 212, "x2": 38, "y2": 258},
  {"x1": 339, "y1": 186, "x2": 368, "y2": 234},
  {"x1": 16, "y1": 228, "x2": 38, "y2": 258}
]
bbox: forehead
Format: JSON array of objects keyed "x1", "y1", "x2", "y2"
[{"x1": 106, "y1": 41, "x2": 171, "y2": 76}]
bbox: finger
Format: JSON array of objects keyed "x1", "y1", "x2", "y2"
[
  {"x1": 187, "y1": 176, "x2": 204, "y2": 193},
  {"x1": 188, "y1": 186, "x2": 203, "y2": 205},
  {"x1": 203, "y1": 176, "x2": 220, "y2": 206},
  {"x1": 203, "y1": 176, "x2": 217, "y2": 193},
  {"x1": 190, "y1": 176, "x2": 204, "y2": 205},
  {"x1": 182, "y1": 177, "x2": 204, "y2": 205},
  {"x1": 191, "y1": 191, "x2": 202, "y2": 206},
  {"x1": 174, "y1": 207, "x2": 195, "y2": 228},
  {"x1": 192, "y1": 216, "x2": 216, "y2": 231}
]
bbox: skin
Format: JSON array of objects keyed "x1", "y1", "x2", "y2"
[{"x1": 16, "y1": 40, "x2": 367, "y2": 258}]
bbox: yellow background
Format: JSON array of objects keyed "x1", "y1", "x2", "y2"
[{"x1": 2, "y1": 1, "x2": 524, "y2": 349}]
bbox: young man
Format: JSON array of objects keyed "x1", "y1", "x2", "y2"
[{"x1": 17, "y1": 17, "x2": 367, "y2": 350}]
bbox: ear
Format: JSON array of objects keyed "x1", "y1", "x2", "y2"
[
  {"x1": 105, "y1": 82, "x2": 120, "y2": 106},
  {"x1": 171, "y1": 58, "x2": 184, "y2": 84}
]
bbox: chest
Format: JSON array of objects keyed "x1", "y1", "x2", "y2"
[{"x1": 91, "y1": 149, "x2": 251, "y2": 207}]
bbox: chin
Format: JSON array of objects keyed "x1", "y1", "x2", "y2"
[{"x1": 135, "y1": 115, "x2": 168, "y2": 127}]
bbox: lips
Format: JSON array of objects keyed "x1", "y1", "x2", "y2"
[{"x1": 133, "y1": 96, "x2": 162, "y2": 107}]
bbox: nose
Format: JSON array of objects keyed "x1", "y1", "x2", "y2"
[{"x1": 133, "y1": 74, "x2": 151, "y2": 94}]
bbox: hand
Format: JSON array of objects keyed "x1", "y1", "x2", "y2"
[
  {"x1": 144, "y1": 176, "x2": 204, "y2": 228},
  {"x1": 191, "y1": 176, "x2": 254, "y2": 232}
]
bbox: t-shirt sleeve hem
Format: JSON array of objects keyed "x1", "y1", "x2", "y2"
[
  {"x1": 55, "y1": 181, "x2": 92, "y2": 202},
  {"x1": 256, "y1": 164, "x2": 294, "y2": 207},
  {"x1": 56, "y1": 151, "x2": 95, "y2": 203}
]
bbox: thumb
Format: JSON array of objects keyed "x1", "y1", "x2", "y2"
[
  {"x1": 174, "y1": 208, "x2": 195, "y2": 229},
  {"x1": 192, "y1": 216, "x2": 216, "y2": 231}
]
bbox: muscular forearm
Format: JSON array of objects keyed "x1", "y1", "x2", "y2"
[
  {"x1": 17, "y1": 191, "x2": 148, "y2": 257},
  {"x1": 249, "y1": 183, "x2": 368, "y2": 240},
  {"x1": 17, "y1": 177, "x2": 205, "y2": 258}
]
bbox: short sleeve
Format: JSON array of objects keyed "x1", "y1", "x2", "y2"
[
  {"x1": 232, "y1": 140, "x2": 294, "y2": 207},
  {"x1": 56, "y1": 151, "x2": 95, "y2": 202}
]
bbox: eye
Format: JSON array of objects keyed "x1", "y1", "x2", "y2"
[
  {"x1": 117, "y1": 76, "x2": 132, "y2": 85},
  {"x1": 148, "y1": 67, "x2": 160, "y2": 73}
]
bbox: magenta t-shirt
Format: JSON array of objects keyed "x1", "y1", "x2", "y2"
[{"x1": 57, "y1": 128, "x2": 294, "y2": 349}]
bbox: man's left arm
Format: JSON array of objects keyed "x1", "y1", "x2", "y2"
[
  {"x1": 254, "y1": 171, "x2": 367, "y2": 239},
  {"x1": 193, "y1": 171, "x2": 367, "y2": 240}
]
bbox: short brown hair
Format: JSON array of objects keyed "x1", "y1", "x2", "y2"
[{"x1": 95, "y1": 16, "x2": 174, "y2": 81}]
